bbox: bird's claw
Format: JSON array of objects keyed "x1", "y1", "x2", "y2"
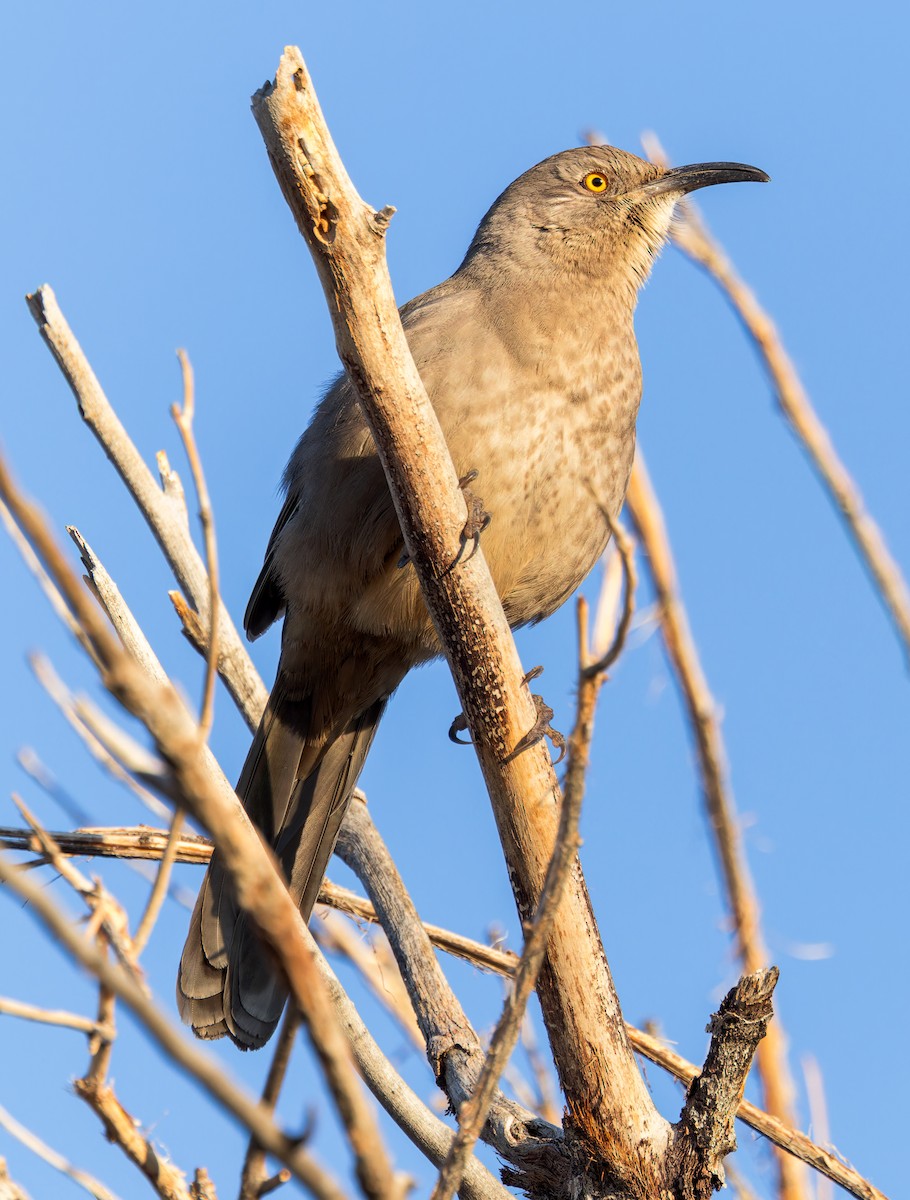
[
  {"x1": 507, "y1": 667, "x2": 566, "y2": 764},
  {"x1": 448, "y1": 712, "x2": 473, "y2": 745},
  {"x1": 401, "y1": 471, "x2": 490, "y2": 572},
  {"x1": 451, "y1": 470, "x2": 492, "y2": 568}
]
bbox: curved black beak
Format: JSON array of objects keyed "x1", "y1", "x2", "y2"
[{"x1": 636, "y1": 161, "x2": 770, "y2": 199}]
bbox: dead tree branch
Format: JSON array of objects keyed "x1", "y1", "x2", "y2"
[{"x1": 251, "y1": 47, "x2": 666, "y2": 1183}]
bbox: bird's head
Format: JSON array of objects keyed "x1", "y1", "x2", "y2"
[{"x1": 463, "y1": 145, "x2": 768, "y2": 301}]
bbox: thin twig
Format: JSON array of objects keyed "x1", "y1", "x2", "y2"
[
  {"x1": 0, "y1": 996, "x2": 112, "y2": 1040},
  {"x1": 644, "y1": 131, "x2": 910, "y2": 668},
  {"x1": 625, "y1": 451, "x2": 805, "y2": 1200},
  {"x1": 11, "y1": 796, "x2": 140, "y2": 977},
  {"x1": 29, "y1": 652, "x2": 170, "y2": 819},
  {"x1": 0, "y1": 498, "x2": 98, "y2": 663},
  {"x1": 171, "y1": 350, "x2": 219, "y2": 741},
  {"x1": 239, "y1": 1006, "x2": 300, "y2": 1200},
  {"x1": 25, "y1": 284, "x2": 267, "y2": 724},
  {"x1": 132, "y1": 807, "x2": 185, "y2": 957},
  {"x1": 0, "y1": 1103, "x2": 122, "y2": 1200}
]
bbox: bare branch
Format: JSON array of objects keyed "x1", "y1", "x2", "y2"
[
  {"x1": 170, "y1": 349, "x2": 219, "y2": 740},
  {"x1": 336, "y1": 796, "x2": 563, "y2": 1183},
  {"x1": 0, "y1": 1103, "x2": 121, "y2": 1200},
  {"x1": 0, "y1": 820, "x2": 882, "y2": 1200},
  {"x1": 132, "y1": 807, "x2": 185, "y2": 957},
  {"x1": 29, "y1": 652, "x2": 170, "y2": 819},
  {"x1": 0, "y1": 498, "x2": 98, "y2": 663},
  {"x1": 0, "y1": 996, "x2": 112, "y2": 1040},
  {"x1": 67, "y1": 527, "x2": 169, "y2": 685},
  {"x1": 239, "y1": 1008, "x2": 302, "y2": 1200},
  {"x1": 73, "y1": 1078, "x2": 193, "y2": 1200},
  {"x1": 643, "y1": 132, "x2": 910, "y2": 667},
  {"x1": 25, "y1": 284, "x2": 267, "y2": 725}
]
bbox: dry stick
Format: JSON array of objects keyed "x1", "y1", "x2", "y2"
[
  {"x1": 430, "y1": 516, "x2": 638, "y2": 1200},
  {"x1": 171, "y1": 349, "x2": 219, "y2": 741},
  {"x1": 0, "y1": 498, "x2": 99, "y2": 664},
  {"x1": 72, "y1": 1075, "x2": 196, "y2": 1200},
  {"x1": 0, "y1": 996, "x2": 112, "y2": 1040},
  {"x1": 238, "y1": 1007, "x2": 300, "y2": 1200},
  {"x1": 673, "y1": 969, "x2": 780, "y2": 1200},
  {"x1": 251, "y1": 47, "x2": 665, "y2": 1179},
  {"x1": 315, "y1": 913, "x2": 424, "y2": 1053},
  {"x1": 29, "y1": 652, "x2": 170, "y2": 819},
  {"x1": 0, "y1": 825, "x2": 883, "y2": 1200},
  {"x1": 0, "y1": 461, "x2": 403, "y2": 1200},
  {"x1": 132, "y1": 807, "x2": 185, "y2": 957},
  {"x1": 11, "y1": 796, "x2": 140, "y2": 978},
  {"x1": 68, "y1": 527, "x2": 169, "y2": 685},
  {"x1": 641, "y1": 135, "x2": 910, "y2": 668},
  {"x1": 25, "y1": 285, "x2": 268, "y2": 726},
  {"x1": 625, "y1": 452, "x2": 806, "y2": 1200},
  {"x1": 0, "y1": 1103, "x2": 122, "y2": 1200}
]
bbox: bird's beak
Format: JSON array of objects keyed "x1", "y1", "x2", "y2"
[{"x1": 629, "y1": 162, "x2": 770, "y2": 201}]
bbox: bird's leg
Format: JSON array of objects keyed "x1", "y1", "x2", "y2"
[
  {"x1": 507, "y1": 666, "x2": 567, "y2": 764},
  {"x1": 399, "y1": 469, "x2": 491, "y2": 570}
]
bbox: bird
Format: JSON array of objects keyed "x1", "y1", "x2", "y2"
[{"x1": 178, "y1": 143, "x2": 767, "y2": 1048}]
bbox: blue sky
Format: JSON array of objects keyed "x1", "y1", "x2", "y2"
[{"x1": 1, "y1": 3, "x2": 906, "y2": 1198}]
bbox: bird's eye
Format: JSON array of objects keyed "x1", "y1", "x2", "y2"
[{"x1": 583, "y1": 172, "x2": 608, "y2": 193}]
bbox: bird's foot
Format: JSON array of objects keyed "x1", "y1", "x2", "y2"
[
  {"x1": 451, "y1": 470, "x2": 491, "y2": 568},
  {"x1": 507, "y1": 666, "x2": 567, "y2": 764},
  {"x1": 448, "y1": 711, "x2": 473, "y2": 745},
  {"x1": 399, "y1": 470, "x2": 490, "y2": 570}
]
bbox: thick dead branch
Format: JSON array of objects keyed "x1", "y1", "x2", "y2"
[{"x1": 251, "y1": 46, "x2": 664, "y2": 1179}]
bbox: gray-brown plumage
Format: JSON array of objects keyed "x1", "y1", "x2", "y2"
[{"x1": 177, "y1": 144, "x2": 767, "y2": 1048}]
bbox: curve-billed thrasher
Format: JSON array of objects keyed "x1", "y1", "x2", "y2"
[{"x1": 178, "y1": 144, "x2": 767, "y2": 1048}]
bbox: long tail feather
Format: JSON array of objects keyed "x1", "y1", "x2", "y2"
[{"x1": 177, "y1": 693, "x2": 387, "y2": 1048}]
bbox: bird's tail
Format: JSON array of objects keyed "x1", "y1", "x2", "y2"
[{"x1": 176, "y1": 691, "x2": 387, "y2": 1049}]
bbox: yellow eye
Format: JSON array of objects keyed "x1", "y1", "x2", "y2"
[{"x1": 583, "y1": 172, "x2": 608, "y2": 193}]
